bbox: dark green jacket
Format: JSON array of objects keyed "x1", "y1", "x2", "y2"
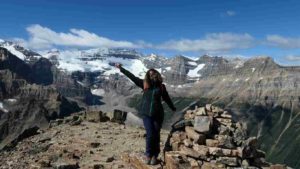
[{"x1": 120, "y1": 67, "x2": 176, "y2": 121}]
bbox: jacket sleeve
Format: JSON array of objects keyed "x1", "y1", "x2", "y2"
[
  {"x1": 161, "y1": 84, "x2": 176, "y2": 111},
  {"x1": 120, "y1": 66, "x2": 144, "y2": 89}
]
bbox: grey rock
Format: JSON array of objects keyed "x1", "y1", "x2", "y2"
[
  {"x1": 194, "y1": 116, "x2": 212, "y2": 134},
  {"x1": 216, "y1": 157, "x2": 238, "y2": 166},
  {"x1": 216, "y1": 135, "x2": 236, "y2": 149}
]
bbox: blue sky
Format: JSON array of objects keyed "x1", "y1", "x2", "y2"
[{"x1": 1, "y1": 0, "x2": 300, "y2": 65}]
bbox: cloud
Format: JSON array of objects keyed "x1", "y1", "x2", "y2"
[
  {"x1": 285, "y1": 55, "x2": 300, "y2": 61},
  {"x1": 220, "y1": 10, "x2": 236, "y2": 17},
  {"x1": 156, "y1": 33, "x2": 254, "y2": 53},
  {"x1": 18, "y1": 24, "x2": 139, "y2": 50},
  {"x1": 226, "y1": 10, "x2": 236, "y2": 16},
  {"x1": 11, "y1": 25, "x2": 256, "y2": 54},
  {"x1": 266, "y1": 35, "x2": 300, "y2": 48}
]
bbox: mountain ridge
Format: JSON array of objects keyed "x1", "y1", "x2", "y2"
[{"x1": 1, "y1": 40, "x2": 300, "y2": 167}]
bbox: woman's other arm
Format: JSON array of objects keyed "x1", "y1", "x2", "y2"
[
  {"x1": 115, "y1": 63, "x2": 144, "y2": 89},
  {"x1": 161, "y1": 84, "x2": 176, "y2": 111}
]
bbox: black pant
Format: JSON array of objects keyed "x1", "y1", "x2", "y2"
[{"x1": 143, "y1": 115, "x2": 162, "y2": 158}]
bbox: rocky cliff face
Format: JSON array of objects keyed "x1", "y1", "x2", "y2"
[{"x1": 0, "y1": 47, "x2": 82, "y2": 150}]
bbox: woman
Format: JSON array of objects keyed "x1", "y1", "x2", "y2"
[{"x1": 115, "y1": 63, "x2": 176, "y2": 165}]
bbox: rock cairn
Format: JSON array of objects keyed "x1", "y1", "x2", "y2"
[{"x1": 164, "y1": 104, "x2": 288, "y2": 169}]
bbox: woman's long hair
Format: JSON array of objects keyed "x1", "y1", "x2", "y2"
[{"x1": 143, "y1": 68, "x2": 163, "y2": 90}]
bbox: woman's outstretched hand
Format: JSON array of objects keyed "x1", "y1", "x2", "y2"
[{"x1": 115, "y1": 63, "x2": 122, "y2": 69}]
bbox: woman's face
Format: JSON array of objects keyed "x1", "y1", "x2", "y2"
[
  {"x1": 149, "y1": 70, "x2": 154, "y2": 76},
  {"x1": 149, "y1": 70, "x2": 156, "y2": 80}
]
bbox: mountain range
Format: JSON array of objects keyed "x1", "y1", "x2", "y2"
[{"x1": 0, "y1": 40, "x2": 300, "y2": 168}]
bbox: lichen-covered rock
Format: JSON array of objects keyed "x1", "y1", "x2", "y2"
[{"x1": 194, "y1": 116, "x2": 213, "y2": 134}]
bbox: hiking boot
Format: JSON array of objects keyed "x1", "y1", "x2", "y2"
[
  {"x1": 150, "y1": 157, "x2": 159, "y2": 165},
  {"x1": 142, "y1": 155, "x2": 151, "y2": 165}
]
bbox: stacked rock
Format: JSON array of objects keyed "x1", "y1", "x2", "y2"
[{"x1": 165, "y1": 104, "x2": 287, "y2": 169}]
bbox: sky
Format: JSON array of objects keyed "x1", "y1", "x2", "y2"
[{"x1": 1, "y1": 0, "x2": 300, "y2": 65}]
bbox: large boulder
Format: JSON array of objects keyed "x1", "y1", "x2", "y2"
[
  {"x1": 86, "y1": 111, "x2": 110, "y2": 123},
  {"x1": 111, "y1": 109, "x2": 127, "y2": 124}
]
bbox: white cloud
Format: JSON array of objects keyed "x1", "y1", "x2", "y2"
[
  {"x1": 156, "y1": 33, "x2": 254, "y2": 53},
  {"x1": 220, "y1": 10, "x2": 236, "y2": 17},
  {"x1": 226, "y1": 10, "x2": 236, "y2": 16},
  {"x1": 285, "y1": 55, "x2": 300, "y2": 61},
  {"x1": 18, "y1": 24, "x2": 139, "y2": 50},
  {"x1": 266, "y1": 35, "x2": 300, "y2": 48},
  {"x1": 9, "y1": 25, "x2": 256, "y2": 54}
]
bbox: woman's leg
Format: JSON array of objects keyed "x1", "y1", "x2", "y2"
[
  {"x1": 143, "y1": 116, "x2": 154, "y2": 158},
  {"x1": 152, "y1": 119, "x2": 162, "y2": 158}
]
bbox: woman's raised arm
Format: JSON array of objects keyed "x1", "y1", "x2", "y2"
[{"x1": 115, "y1": 63, "x2": 144, "y2": 89}]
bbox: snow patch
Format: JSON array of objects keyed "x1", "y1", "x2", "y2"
[
  {"x1": 187, "y1": 64, "x2": 205, "y2": 78},
  {"x1": 147, "y1": 54, "x2": 157, "y2": 61},
  {"x1": 183, "y1": 55, "x2": 198, "y2": 61},
  {"x1": 91, "y1": 89, "x2": 105, "y2": 96},
  {"x1": 251, "y1": 68, "x2": 256, "y2": 72},
  {"x1": 1, "y1": 43, "x2": 26, "y2": 60},
  {"x1": 245, "y1": 78, "x2": 249, "y2": 81},
  {"x1": 232, "y1": 58, "x2": 245, "y2": 69},
  {"x1": 0, "y1": 102, "x2": 8, "y2": 113},
  {"x1": 235, "y1": 78, "x2": 240, "y2": 82},
  {"x1": 6, "y1": 99, "x2": 17, "y2": 103},
  {"x1": 165, "y1": 67, "x2": 171, "y2": 71},
  {"x1": 188, "y1": 61, "x2": 197, "y2": 66}
]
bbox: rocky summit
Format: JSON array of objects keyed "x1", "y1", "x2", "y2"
[
  {"x1": 0, "y1": 104, "x2": 290, "y2": 169},
  {"x1": 0, "y1": 110, "x2": 169, "y2": 169}
]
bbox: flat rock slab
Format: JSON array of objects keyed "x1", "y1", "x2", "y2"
[{"x1": 194, "y1": 116, "x2": 212, "y2": 134}]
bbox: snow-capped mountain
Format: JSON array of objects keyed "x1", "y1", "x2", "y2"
[
  {"x1": 1, "y1": 40, "x2": 298, "y2": 86},
  {"x1": 0, "y1": 40, "x2": 199, "y2": 80},
  {"x1": 40, "y1": 48, "x2": 148, "y2": 78},
  {"x1": 0, "y1": 40, "x2": 41, "y2": 64},
  {"x1": 0, "y1": 40, "x2": 211, "y2": 82}
]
